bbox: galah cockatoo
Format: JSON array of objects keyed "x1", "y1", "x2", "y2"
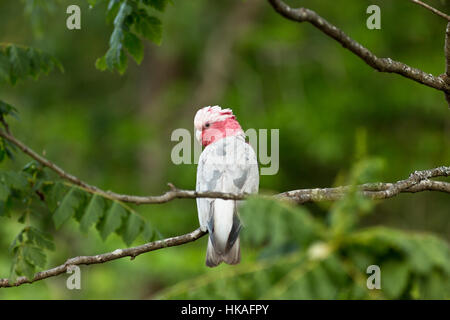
[{"x1": 194, "y1": 106, "x2": 259, "y2": 267}]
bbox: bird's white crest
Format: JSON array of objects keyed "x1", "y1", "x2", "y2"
[{"x1": 194, "y1": 105, "x2": 235, "y2": 131}]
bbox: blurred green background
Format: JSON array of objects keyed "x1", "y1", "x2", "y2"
[{"x1": 0, "y1": 0, "x2": 449, "y2": 299}]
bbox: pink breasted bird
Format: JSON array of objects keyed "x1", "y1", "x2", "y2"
[{"x1": 194, "y1": 106, "x2": 259, "y2": 267}]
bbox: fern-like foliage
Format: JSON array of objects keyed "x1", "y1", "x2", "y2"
[
  {"x1": 94, "y1": 0, "x2": 168, "y2": 74},
  {"x1": 18, "y1": 0, "x2": 169, "y2": 74},
  {"x1": 8, "y1": 226, "x2": 55, "y2": 284},
  {"x1": 0, "y1": 159, "x2": 158, "y2": 282},
  {"x1": 0, "y1": 44, "x2": 63, "y2": 85}
]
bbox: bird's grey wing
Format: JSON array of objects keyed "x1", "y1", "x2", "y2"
[
  {"x1": 240, "y1": 141, "x2": 259, "y2": 195},
  {"x1": 196, "y1": 136, "x2": 259, "y2": 231},
  {"x1": 196, "y1": 152, "x2": 215, "y2": 232}
]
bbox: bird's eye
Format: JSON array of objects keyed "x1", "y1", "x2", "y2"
[{"x1": 204, "y1": 122, "x2": 210, "y2": 128}]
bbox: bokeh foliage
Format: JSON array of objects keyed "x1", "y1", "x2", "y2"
[{"x1": 0, "y1": 0, "x2": 449, "y2": 299}]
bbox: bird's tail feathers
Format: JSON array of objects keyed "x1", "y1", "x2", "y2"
[
  {"x1": 206, "y1": 236, "x2": 241, "y2": 267},
  {"x1": 223, "y1": 236, "x2": 241, "y2": 265},
  {"x1": 205, "y1": 199, "x2": 242, "y2": 268}
]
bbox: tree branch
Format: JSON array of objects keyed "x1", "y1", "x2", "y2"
[
  {"x1": 444, "y1": 22, "x2": 450, "y2": 107},
  {"x1": 409, "y1": 0, "x2": 450, "y2": 22},
  {"x1": 0, "y1": 228, "x2": 207, "y2": 288},
  {"x1": 0, "y1": 129, "x2": 449, "y2": 206},
  {"x1": 279, "y1": 170, "x2": 450, "y2": 204},
  {"x1": 267, "y1": 0, "x2": 450, "y2": 95}
]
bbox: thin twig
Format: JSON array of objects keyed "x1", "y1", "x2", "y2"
[{"x1": 409, "y1": 0, "x2": 450, "y2": 22}]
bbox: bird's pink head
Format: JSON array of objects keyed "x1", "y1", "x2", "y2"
[{"x1": 194, "y1": 106, "x2": 244, "y2": 147}]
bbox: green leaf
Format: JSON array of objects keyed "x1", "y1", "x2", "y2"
[
  {"x1": 100, "y1": 201, "x2": 127, "y2": 240},
  {"x1": 134, "y1": 12, "x2": 162, "y2": 45},
  {"x1": 113, "y1": 1, "x2": 132, "y2": 27},
  {"x1": 8, "y1": 227, "x2": 54, "y2": 283},
  {"x1": 97, "y1": 0, "x2": 166, "y2": 72},
  {"x1": 95, "y1": 56, "x2": 107, "y2": 71},
  {"x1": 100, "y1": 1, "x2": 132, "y2": 74},
  {"x1": 122, "y1": 213, "x2": 144, "y2": 246},
  {"x1": 0, "y1": 195, "x2": 13, "y2": 217},
  {"x1": 23, "y1": 246, "x2": 46, "y2": 268},
  {"x1": 419, "y1": 269, "x2": 449, "y2": 299},
  {"x1": 240, "y1": 196, "x2": 321, "y2": 252},
  {"x1": 45, "y1": 182, "x2": 69, "y2": 212},
  {"x1": 144, "y1": 0, "x2": 170, "y2": 12},
  {"x1": 0, "y1": 100, "x2": 18, "y2": 118},
  {"x1": 16, "y1": 256, "x2": 35, "y2": 281},
  {"x1": 123, "y1": 31, "x2": 144, "y2": 65},
  {"x1": 53, "y1": 187, "x2": 85, "y2": 228},
  {"x1": 0, "y1": 44, "x2": 62, "y2": 85},
  {"x1": 80, "y1": 194, "x2": 105, "y2": 233},
  {"x1": 2, "y1": 171, "x2": 29, "y2": 191},
  {"x1": 142, "y1": 221, "x2": 155, "y2": 242},
  {"x1": 309, "y1": 264, "x2": 338, "y2": 299},
  {"x1": 0, "y1": 183, "x2": 10, "y2": 201},
  {"x1": 106, "y1": 0, "x2": 121, "y2": 22},
  {"x1": 27, "y1": 227, "x2": 55, "y2": 251},
  {"x1": 381, "y1": 260, "x2": 410, "y2": 299},
  {"x1": 9, "y1": 230, "x2": 24, "y2": 253},
  {"x1": 104, "y1": 46, "x2": 128, "y2": 74},
  {"x1": 7, "y1": 45, "x2": 30, "y2": 84}
]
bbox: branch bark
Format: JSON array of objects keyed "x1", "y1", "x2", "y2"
[
  {"x1": 279, "y1": 171, "x2": 450, "y2": 204},
  {"x1": 267, "y1": 0, "x2": 450, "y2": 96},
  {"x1": 0, "y1": 228, "x2": 207, "y2": 288},
  {"x1": 444, "y1": 22, "x2": 450, "y2": 107}
]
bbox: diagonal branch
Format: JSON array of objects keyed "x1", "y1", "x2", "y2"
[
  {"x1": 267, "y1": 0, "x2": 450, "y2": 95},
  {"x1": 409, "y1": 0, "x2": 450, "y2": 22},
  {"x1": 0, "y1": 228, "x2": 207, "y2": 288}
]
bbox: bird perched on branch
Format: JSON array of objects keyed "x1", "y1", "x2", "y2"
[{"x1": 194, "y1": 106, "x2": 259, "y2": 267}]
